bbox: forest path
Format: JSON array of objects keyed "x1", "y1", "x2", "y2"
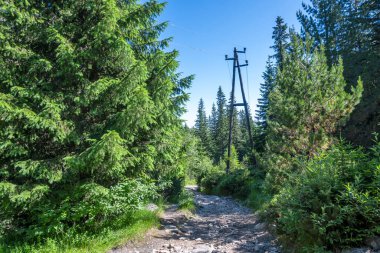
[{"x1": 110, "y1": 186, "x2": 281, "y2": 253}]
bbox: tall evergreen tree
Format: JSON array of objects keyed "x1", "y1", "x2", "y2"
[
  {"x1": 195, "y1": 98, "x2": 211, "y2": 154},
  {"x1": 214, "y1": 86, "x2": 228, "y2": 163},
  {"x1": 0, "y1": 0, "x2": 190, "y2": 239},
  {"x1": 271, "y1": 16, "x2": 290, "y2": 69},
  {"x1": 297, "y1": 0, "x2": 379, "y2": 146},
  {"x1": 255, "y1": 57, "x2": 276, "y2": 151},
  {"x1": 237, "y1": 108, "x2": 255, "y2": 162},
  {"x1": 208, "y1": 102, "x2": 217, "y2": 154},
  {"x1": 228, "y1": 94, "x2": 243, "y2": 160},
  {"x1": 265, "y1": 34, "x2": 363, "y2": 191},
  {"x1": 297, "y1": 0, "x2": 343, "y2": 65},
  {"x1": 209, "y1": 103, "x2": 217, "y2": 137}
]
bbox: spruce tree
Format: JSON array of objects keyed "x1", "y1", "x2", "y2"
[
  {"x1": 208, "y1": 102, "x2": 217, "y2": 154},
  {"x1": 237, "y1": 108, "x2": 255, "y2": 162},
  {"x1": 265, "y1": 34, "x2": 363, "y2": 191},
  {"x1": 214, "y1": 86, "x2": 228, "y2": 163},
  {"x1": 297, "y1": 0, "x2": 343, "y2": 65},
  {"x1": 0, "y1": 0, "x2": 190, "y2": 239},
  {"x1": 255, "y1": 57, "x2": 276, "y2": 151},
  {"x1": 195, "y1": 98, "x2": 211, "y2": 154},
  {"x1": 209, "y1": 103, "x2": 217, "y2": 137},
  {"x1": 271, "y1": 16, "x2": 290, "y2": 70}
]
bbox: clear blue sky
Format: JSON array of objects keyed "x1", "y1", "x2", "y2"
[{"x1": 157, "y1": 0, "x2": 307, "y2": 127}]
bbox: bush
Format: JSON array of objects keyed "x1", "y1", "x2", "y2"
[
  {"x1": 199, "y1": 166, "x2": 225, "y2": 194},
  {"x1": 178, "y1": 190, "x2": 195, "y2": 211},
  {"x1": 0, "y1": 179, "x2": 157, "y2": 242},
  {"x1": 267, "y1": 142, "x2": 380, "y2": 251},
  {"x1": 216, "y1": 169, "x2": 251, "y2": 199}
]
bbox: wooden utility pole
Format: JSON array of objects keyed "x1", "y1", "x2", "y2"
[{"x1": 225, "y1": 47, "x2": 256, "y2": 173}]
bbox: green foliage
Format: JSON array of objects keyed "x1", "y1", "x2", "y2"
[
  {"x1": 271, "y1": 16, "x2": 290, "y2": 70},
  {"x1": 265, "y1": 33, "x2": 363, "y2": 191},
  {"x1": 194, "y1": 98, "x2": 212, "y2": 155},
  {"x1": 215, "y1": 169, "x2": 251, "y2": 199},
  {"x1": 199, "y1": 166, "x2": 225, "y2": 195},
  {"x1": 267, "y1": 142, "x2": 380, "y2": 251},
  {"x1": 212, "y1": 86, "x2": 229, "y2": 163},
  {"x1": 178, "y1": 190, "x2": 195, "y2": 212},
  {"x1": 0, "y1": 0, "x2": 190, "y2": 242},
  {"x1": 254, "y1": 58, "x2": 276, "y2": 152},
  {"x1": 0, "y1": 210, "x2": 159, "y2": 253},
  {"x1": 297, "y1": 0, "x2": 380, "y2": 146}
]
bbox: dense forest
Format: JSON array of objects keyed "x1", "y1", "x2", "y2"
[{"x1": 0, "y1": 0, "x2": 379, "y2": 252}]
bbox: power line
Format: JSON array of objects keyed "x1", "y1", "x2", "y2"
[{"x1": 225, "y1": 47, "x2": 257, "y2": 173}]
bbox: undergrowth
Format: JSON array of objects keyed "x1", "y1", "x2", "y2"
[{"x1": 0, "y1": 210, "x2": 159, "y2": 253}]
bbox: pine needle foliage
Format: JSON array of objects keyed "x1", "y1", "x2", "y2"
[{"x1": 265, "y1": 34, "x2": 363, "y2": 191}]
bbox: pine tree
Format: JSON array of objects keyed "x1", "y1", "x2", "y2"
[
  {"x1": 255, "y1": 57, "x2": 276, "y2": 151},
  {"x1": 0, "y1": 0, "x2": 190, "y2": 239},
  {"x1": 265, "y1": 34, "x2": 363, "y2": 191},
  {"x1": 297, "y1": 0, "x2": 379, "y2": 146},
  {"x1": 271, "y1": 16, "x2": 290, "y2": 70},
  {"x1": 195, "y1": 98, "x2": 211, "y2": 154}
]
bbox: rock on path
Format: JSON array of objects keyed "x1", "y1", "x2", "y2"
[{"x1": 110, "y1": 186, "x2": 281, "y2": 253}]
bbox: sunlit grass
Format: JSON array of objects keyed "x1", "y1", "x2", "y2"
[{"x1": 0, "y1": 210, "x2": 159, "y2": 253}]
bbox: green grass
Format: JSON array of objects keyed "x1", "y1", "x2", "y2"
[{"x1": 0, "y1": 210, "x2": 159, "y2": 253}]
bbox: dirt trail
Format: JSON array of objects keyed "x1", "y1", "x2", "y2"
[{"x1": 111, "y1": 186, "x2": 281, "y2": 253}]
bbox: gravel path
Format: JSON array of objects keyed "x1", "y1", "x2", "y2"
[{"x1": 110, "y1": 186, "x2": 281, "y2": 253}]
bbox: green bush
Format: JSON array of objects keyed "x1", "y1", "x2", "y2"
[
  {"x1": 0, "y1": 179, "x2": 157, "y2": 241},
  {"x1": 267, "y1": 142, "x2": 380, "y2": 251},
  {"x1": 199, "y1": 166, "x2": 225, "y2": 194},
  {"x1": 178, "y1": 190, "x2": 195, "y2": 211},
  {"x1": 216, "y1": 169, "x2": 251, "y2": 199}
]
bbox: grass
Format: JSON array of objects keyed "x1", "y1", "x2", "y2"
[{"x1": 0, "y1": 210, "x2": 159, "y2": 253}]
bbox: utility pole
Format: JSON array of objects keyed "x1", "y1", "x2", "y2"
[{"x1": 225, "y1": 47, "x2": 256, "y2": 173}]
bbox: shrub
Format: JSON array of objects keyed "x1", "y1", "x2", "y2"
[
  {"x1": 178, "y1": 190, "x2": 195, "y2": 211},
  {"x1": 199, "y1": 165, "x2": 225, "y2": 194},
  {"x1": 267, "y1": 142, "x2": 380, "y2": 251},
  {"x1": 0, "y1": 179, "x2": 157, "y2": 241},
  {"x1": 216, "y1": 169, "x2": 251, "y2": 199}
]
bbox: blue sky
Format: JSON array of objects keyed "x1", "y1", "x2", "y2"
[{"x1": 158, "y1": 0, "x2": 307, "y2": 126}]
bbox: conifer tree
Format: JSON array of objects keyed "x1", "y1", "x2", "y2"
[
  {"x1": 208, "y1": 102, "x2": 217, "y2": 154},
  {"x1": 265, "y1": 34, "x2": 363, "y2": 191},
  {"x1": 195, "y1": 98, "x2": 211, "y2": 154},
  {"x1": 271, "y1": 16, "x2": 290, "y2": 70},
  {"x1": 237, "y1": 108, "x2": 255, "y2": 162},
  {"x1": 0, "y1": 0, "x2": 190, "y2": 239},
  {"x1": 255, "y1": 58, "x2": 276, "y2": 151},
  {"x1": 214, "y1": 86, "x2": 228, "y2": 163},
  {"x1": 297, "y1": 0, "x2": 379, "y2": 146},
  {"x1": 228, "y1": 94, "x2": 243, "y2": 160},
  {"x1": 297, "y1": 0, "x2": 343, "y2": 65},
  {"x1": 209, "y1": 103, "x2": 218, "y2": 137}
]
